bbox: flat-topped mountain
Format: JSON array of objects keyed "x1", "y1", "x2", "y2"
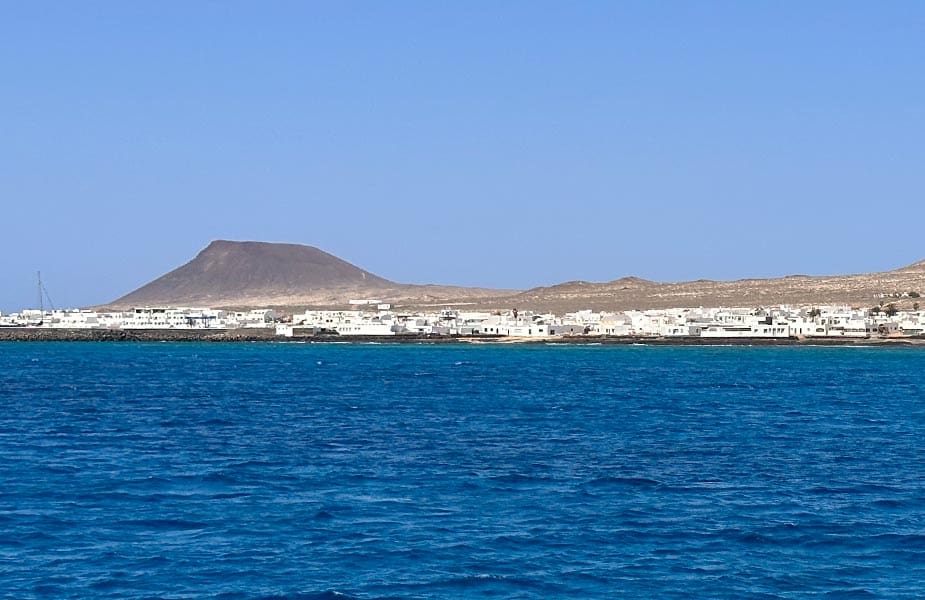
[{"x1": 111, "y1": 240, "x2": 394, "y2": 307}]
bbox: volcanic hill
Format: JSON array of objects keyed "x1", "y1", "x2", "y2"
[
  {"x1": 111, "y1": 241, "x2": 393, "y2": 307},
  {"x1": 108, "y1": 240, "x2": 506, "y2": 308}
]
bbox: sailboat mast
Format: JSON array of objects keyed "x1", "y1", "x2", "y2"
[{"x1": 37, "y1": 271, "x2": 43, "y2": 314}]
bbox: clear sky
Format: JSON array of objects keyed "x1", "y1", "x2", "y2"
[{"x1": 1, "y1": 2, "x2": 923, "y2": 311}]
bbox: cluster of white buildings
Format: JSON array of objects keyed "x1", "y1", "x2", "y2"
[
  {"x1": 0, "y1": 307, "x2": 276, "y2": 329},
  {"x1": 280, "y1": 304, "x2": 925, "y2": 339},
  {"x1": 285, "y1": 307, "x2": 588, "y2": 337},
  {"x1": 584, "y1": 306, "x2": 925, "y2": 338},
  {"x1": 3, "y1": 304, "x2": 925, "y2": 339}
]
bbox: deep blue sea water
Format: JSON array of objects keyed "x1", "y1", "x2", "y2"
[{"x1": 1, "y1": 342, "x2": 924, "y2": 599}]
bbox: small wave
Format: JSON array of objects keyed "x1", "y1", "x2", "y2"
[
  {"x1": 114, "y1": 475, "x2": 174, "y2": 492},
  {"x1": 586, "y1": 476, "x2": 662, "y2": 488},
  {"x1": 871, "y1": 498, "x2": 906, "y2": 509},
  {"x1": 253, "y1": 592, "x2": 359, "y2": 600},
  {"x1": 119, "y1": 518, "x2": 208, "y2": 531},
  {"x1": 89, "y1": 578, "x2": 124, "y2": 591},
  {"x1": 806, "y1": 483, "x2": 899, "y2": 495},
  {"x1": 871, "y1": 533, "x2": 925, "y2": 549},
  {"x1": 736, "y1": 531, "x2": 776, "y2": 545},
  {"x1": 489, "y1": 473, "x2": 550, "y2": 484},
  {"x1": 223, "y1": 458, "x2": 277, "y2": 467},
  {"x1": 824, "y1": 589, "x2": 876, "y2": 598},
  {"x1": 201, "y1": 418, "x2": 236, "y2": 427},
  {"x1": 407, "y1": 574, "x2": 563, "y2": 594},
  {"x1": 23, "y1": 531, "x2": 61, "y2": 543}
]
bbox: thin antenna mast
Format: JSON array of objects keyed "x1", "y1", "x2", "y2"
[{"x1": 36, "y1": 271, "x2": 56, "y2": 314}]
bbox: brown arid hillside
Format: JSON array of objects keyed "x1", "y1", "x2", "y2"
[
  {"x1": 107, "y1": 240, "x2": 510, "y2": 309},
  {"x1": 111, "y1": 240, "x2": 391, "y2": 308},
  {"x1": 107, "y1": 240, "x2": 925, "y2": 313},
  {"x1": 478, "y1": 259, "x2": 925, "y2": 314}
]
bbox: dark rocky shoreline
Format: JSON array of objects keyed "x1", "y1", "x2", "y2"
[
  {"x1": 0, "y1": 328, "x2": 280, "y2": 342},
  {"x1": 1, "y1": 327, "x2": 923, "y2": 346}
]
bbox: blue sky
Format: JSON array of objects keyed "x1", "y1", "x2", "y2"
[{"x1": 1, "y1": 2, "x2": 923, "y2": 310}]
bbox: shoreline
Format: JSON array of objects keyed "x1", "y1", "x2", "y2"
[{"x1": 1, "y1": 328, "x2": 924, "y2": 346}]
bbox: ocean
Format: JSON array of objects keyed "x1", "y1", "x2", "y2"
[{"x1": 1, "y1": 342, "x2": 923, "y2": 598}]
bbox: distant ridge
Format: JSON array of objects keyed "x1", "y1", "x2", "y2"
[
  {"x1": 504, "y1": 258, "x2": 925, "y2": 312},
  {"x1": 896, "y1": 259, "x2": 925, "y2": 272},
  {"x1": 107, "y1": 240, "x2": 925, "y2": 312},
  {"x1": 111, "y1": 240, "x2": 393, "y2": 307}
]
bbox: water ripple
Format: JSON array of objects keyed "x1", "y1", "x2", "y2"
[{"x1": 1, "y1": 343, "x2": 924, "y2": 598}]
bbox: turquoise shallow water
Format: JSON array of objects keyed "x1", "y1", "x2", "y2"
[{"x1": 1, "y1": 342, "x2": 924, "y2": 599}]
